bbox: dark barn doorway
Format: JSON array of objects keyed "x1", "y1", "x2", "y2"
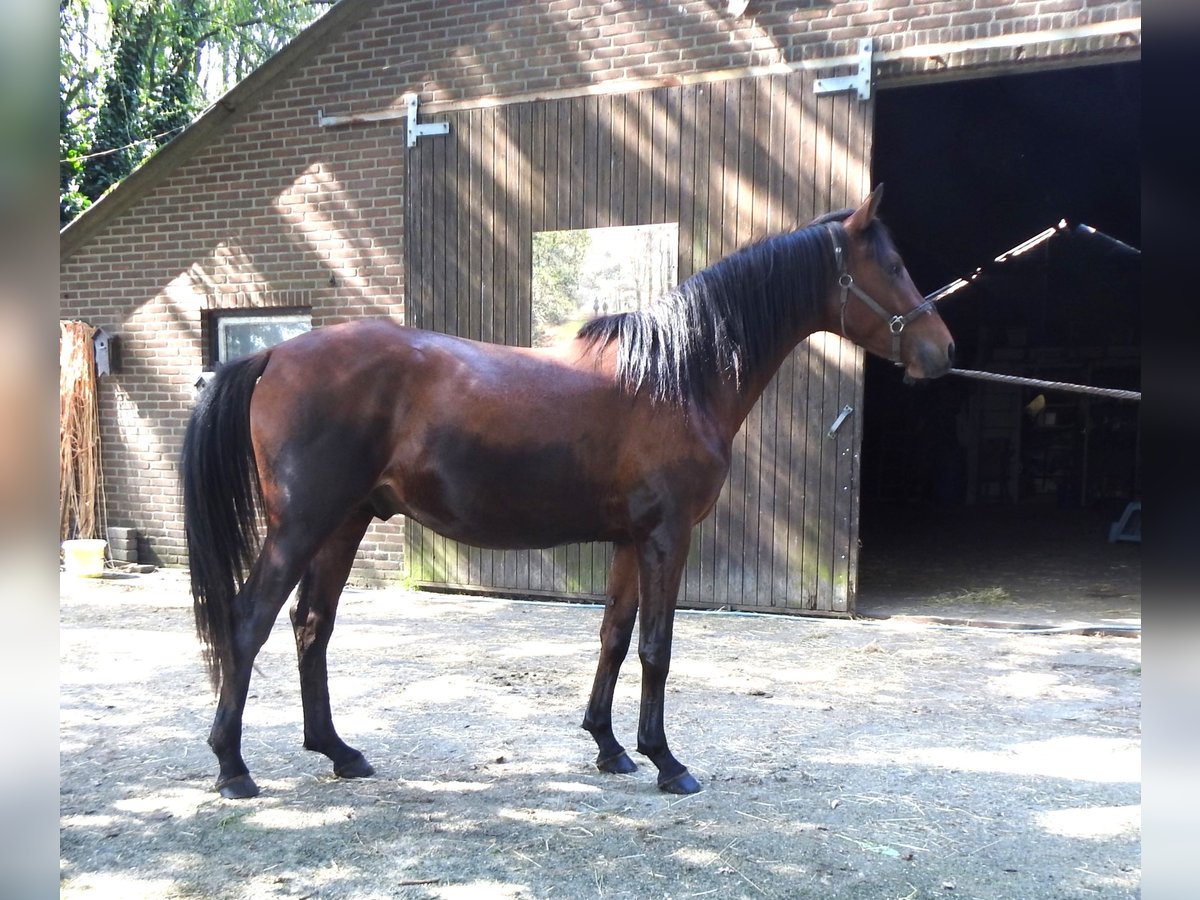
[{"x1": 858, "y1": 62, "x2": 1141, "y2": 621}]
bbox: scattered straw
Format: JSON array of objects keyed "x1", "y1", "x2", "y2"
[{"x1": 927, "y1": 586, "x2": 1012, "y2": 606}]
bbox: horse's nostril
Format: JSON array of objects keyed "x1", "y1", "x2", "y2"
[{"x1": 947, "y1": 342, "x2": 956, "y2": 366}]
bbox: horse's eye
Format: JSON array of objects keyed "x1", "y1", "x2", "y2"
[{"x1": 889, "y1": 262, "x2": 903, "y2": 277}]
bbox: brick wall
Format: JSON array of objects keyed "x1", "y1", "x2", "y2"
[{"x1": 59, "y1": 0, "x2": 1138, "y2": 584}]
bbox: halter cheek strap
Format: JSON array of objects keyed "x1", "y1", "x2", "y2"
[{"x1": 825, "y1": 223, "x2": 935, "y2": 366}]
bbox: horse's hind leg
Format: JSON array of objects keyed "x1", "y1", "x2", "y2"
[
  {"x1": 290, "y1": 506, "x2": 375, "y2": 780},
  {"x1": 582, "y1": 543, "x2": 640, "y2": 775},
  {"x1": 209, "y1": 531, "x2": 311, "y2": 799}
]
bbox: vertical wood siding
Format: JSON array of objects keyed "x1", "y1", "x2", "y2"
[{"x1": 405, "y1": 72, "x2": 871, "y2": 614}]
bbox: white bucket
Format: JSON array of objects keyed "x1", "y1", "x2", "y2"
[{"x1": 62, "y1": 539, "x2": 108, "y2": 577}]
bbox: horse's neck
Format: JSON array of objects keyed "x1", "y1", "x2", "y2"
[{"x1": 711, "y1": 313, "x2": 831, "y2": 441}]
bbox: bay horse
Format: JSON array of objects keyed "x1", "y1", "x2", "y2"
[{"x1": 182, "y1": 187, "x2": 954, "y2": 799}]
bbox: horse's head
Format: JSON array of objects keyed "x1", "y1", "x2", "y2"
[{"x1": 827, "y1": 186, "x2": 955, "y2": 382}]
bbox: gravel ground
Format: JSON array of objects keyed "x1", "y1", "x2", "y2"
[{"x1": 60, "y1": 569, "x2": 1140, "y2": 899}]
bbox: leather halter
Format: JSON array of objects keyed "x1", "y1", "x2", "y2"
[{"x1": 826, "y1": 223, "x2": 936, "y2": 366}]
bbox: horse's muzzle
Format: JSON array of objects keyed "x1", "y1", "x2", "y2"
[{"x1": 904, "y1": 341, "x2": 954, "y2": 384}]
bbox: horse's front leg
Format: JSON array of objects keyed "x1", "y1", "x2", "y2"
[
  {"x1": 582, "y1": 543, "x2": 640, "y2": 775},
  {"x1": 634, "y1": 526, "x2": 701, "y2": 795},
  {"x1": 290, "y1": 507, "x2": 375, "y2": 780}
]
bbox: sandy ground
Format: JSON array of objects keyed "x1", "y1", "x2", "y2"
[{"x1": 61, "y1": 569, "x2": 1140, "y2": 899}]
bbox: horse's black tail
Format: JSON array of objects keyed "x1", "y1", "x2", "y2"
[{"x1": 181, "y1": 351, "x2": 272, "y2": 694}]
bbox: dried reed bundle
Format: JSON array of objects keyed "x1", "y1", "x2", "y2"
[{"x1": 59, "y1": 321, "x2": 106, "y2": 541}]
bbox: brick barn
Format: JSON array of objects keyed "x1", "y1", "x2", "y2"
[{"x1": 59, "y1": 0, "x2": 1141, "y2": 615}]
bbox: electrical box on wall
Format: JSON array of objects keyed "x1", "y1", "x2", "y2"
[{"x1": 93, "y1": 328, "x2": 120, "y2": 376}]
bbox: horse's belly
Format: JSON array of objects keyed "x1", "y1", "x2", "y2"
[
  {"x1": 380, "y1": 402, "x2": 719, "y2": 549},
  {"x1": 404, "y1": 482, "x2": 620, "y2": 550},
  {"x1": 385, "y1": 449, "x2": 627, "y2": 550}
]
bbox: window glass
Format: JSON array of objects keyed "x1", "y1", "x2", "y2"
[
  {"x1": 216, "y1": 313, "x2": 311, "y2": 363},
  {"x1": 531, "y1": 223, "x2": 678, "y2": 347}
]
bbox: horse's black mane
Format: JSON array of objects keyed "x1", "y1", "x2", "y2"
[{"x1": 578, "y1": 208, "x2": 893, "y2": 406}]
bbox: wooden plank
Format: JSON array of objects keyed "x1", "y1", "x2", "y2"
[
  {"x1": 500, "y1": 107, "x2": 520, "y2": 585},
  {"x1": 428, "y1": 133, "x2": 446, "y2": 335},
  {"x1": 449, "y1": 112, "x2": 475, "y2": 585},
  {"x1": 570, "y1": 95, "x2": 586, "y2": 231},
  {"x1": 581, "y1": 94, "x2": 598, "y2": 230},
  {"x1": 662, "y1": 86, "x2": 681, "y2": 232},
  {"x1": 556, "y1": 98, "x2": 572, "y2": 234},
  {"x1": 595, "y1": 94, "x2": 613, "y2": 229},
  {"x1": 737, "y1": 77, "x2": 758, "y2": 246},
  {"x1": 726, "y1": 79, "x2": 755, "y2": 605},
  {"x1": 769, "y1": 75, "x2": 804, "y2": 605},
  {"x1": 642, "y1": 89, "x2": 661, "y2": 227},
  {"x1": 530, "y1": 102, "x2": 546, "y2": 234},
  {"x1": 748, "y1": 79, "x2": 769, "y2": 607},
  {"x1": 815, "y1": 89, "x2": 835, "y2": 219},
  {"x1": 771, "y1": 77, "x2": 802, "y2": 607},
  {"x1": 500, "y1": 108, "x2": 517, "y2": 349},
  {"x1": 528, "y1": 99, "x2": 549, "y2": 593},
  {"x1": 806, "y1": 82, "x2": 837, "y2": 612},
  {"x1": 795, "y1": 72, "x2": 816, "y2": 223},
  {"x1": 445, "y1": 112, "x2": 462, "y2": 339},
  {"x1": 817, "y1": 90, "x2": 855, "y2": 612},
  {"x1": 544, "y1": 99, "x2": 561, "y2": 232},
  {"x1": 493, "y1": 109, "x2": 509, "y2": 348},
  {"x1": 606, "y1": 93, "x2": 623, "y2": 224},
  {"x1": 622, "y1": 94, "x2": 639, "y2": 234},
  {"x1": 772, "y1": 352, "x2": 798, "y2": 603},
  {"x1": 632, "y1": 90, "x2": 647, "y2": 228},
  {"x1": 404, "y1": 141, "x2": 426, "y2": 578},
  {"x1": 404, "y1": 135, "x2": 422, "y2": 329},
  {"x1": 817, "y1": 339, "x2": 842, "y2": 611},
  {"x1": 515, "y1": 103, "x2": 533, "y2": 376},
  {"x1": 466, "y1": 109, "x2": 484, "y2": 343},
  {"x1": 481, "y1": 106, "x2": 502, "y2": 585},
  {"x1": 675, "y1": 83, "x2": 701, "y2": 605},
  {"x1": 838, "y1": 90, "x2": 873, "y2": 613},
  {"x1": 418, "y1": 140, "x2": 431, "y2": 330},
  {"x1": 765, "y1": 75, "x2": 786, "y2": 236},
  {"x1": 791, "y1": 344, "x2": 814, "y2": 611},
  {"x1": 480, "y1": 106, "x2": 497, "y2": 345},
  {"x1": 677, "y1": 84, "x2": 700, "y2": 282},
  {"x1": 704, "y1": 80, "x2": 732, "y2": 608},
  {"x1": 691, "y1": 83, "x2": 717, "y2": 605}
]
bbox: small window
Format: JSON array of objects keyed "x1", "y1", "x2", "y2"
[
  {"x1": 531, "y1": 223, "x2": 678, "y2": 347},
  {"x1": 213, "y1": 310, "x2": 311, "y2": 364}
]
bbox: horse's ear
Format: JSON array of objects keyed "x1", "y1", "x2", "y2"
[{"x1": 845, "y1": 184, "x2": 884, "y2": 234}]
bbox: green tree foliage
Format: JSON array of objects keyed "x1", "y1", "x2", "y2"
[
  {"x1": 532, "y1": 229, "x2": 592, "y2": 346},
  {"x1": 60, "y1": 0, "x2": 332, "y2": 226}
]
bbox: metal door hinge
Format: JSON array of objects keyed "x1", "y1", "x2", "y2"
[
  {"x1": 814, "y1": 39, "x2": 873, "y2": 101},
  {"x1": 406, "y1": 94, "x2": 450, "y2": 147}
]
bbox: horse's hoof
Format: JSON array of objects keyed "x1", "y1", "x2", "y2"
[
  {"x1": 216, "y1": 774, "x2": 259, "y2": 799},
  {"x1": 596, "y1": 751, "x2": 638, "y2": 775},
  {"x1": 658, "y1": 769, "x2": 701, "y2": 795},
  {"x1": 334, "y1": 754, "x2": 375, "y2": 780}
]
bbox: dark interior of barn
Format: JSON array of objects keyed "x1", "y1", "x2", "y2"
[{"x1": 857, "y1": 61, "x2": 1140, "y2": 616}]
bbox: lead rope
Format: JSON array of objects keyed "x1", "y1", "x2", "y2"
[{"x1": 947, "y1": 367, "x2": 1140, "y2": 401}]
